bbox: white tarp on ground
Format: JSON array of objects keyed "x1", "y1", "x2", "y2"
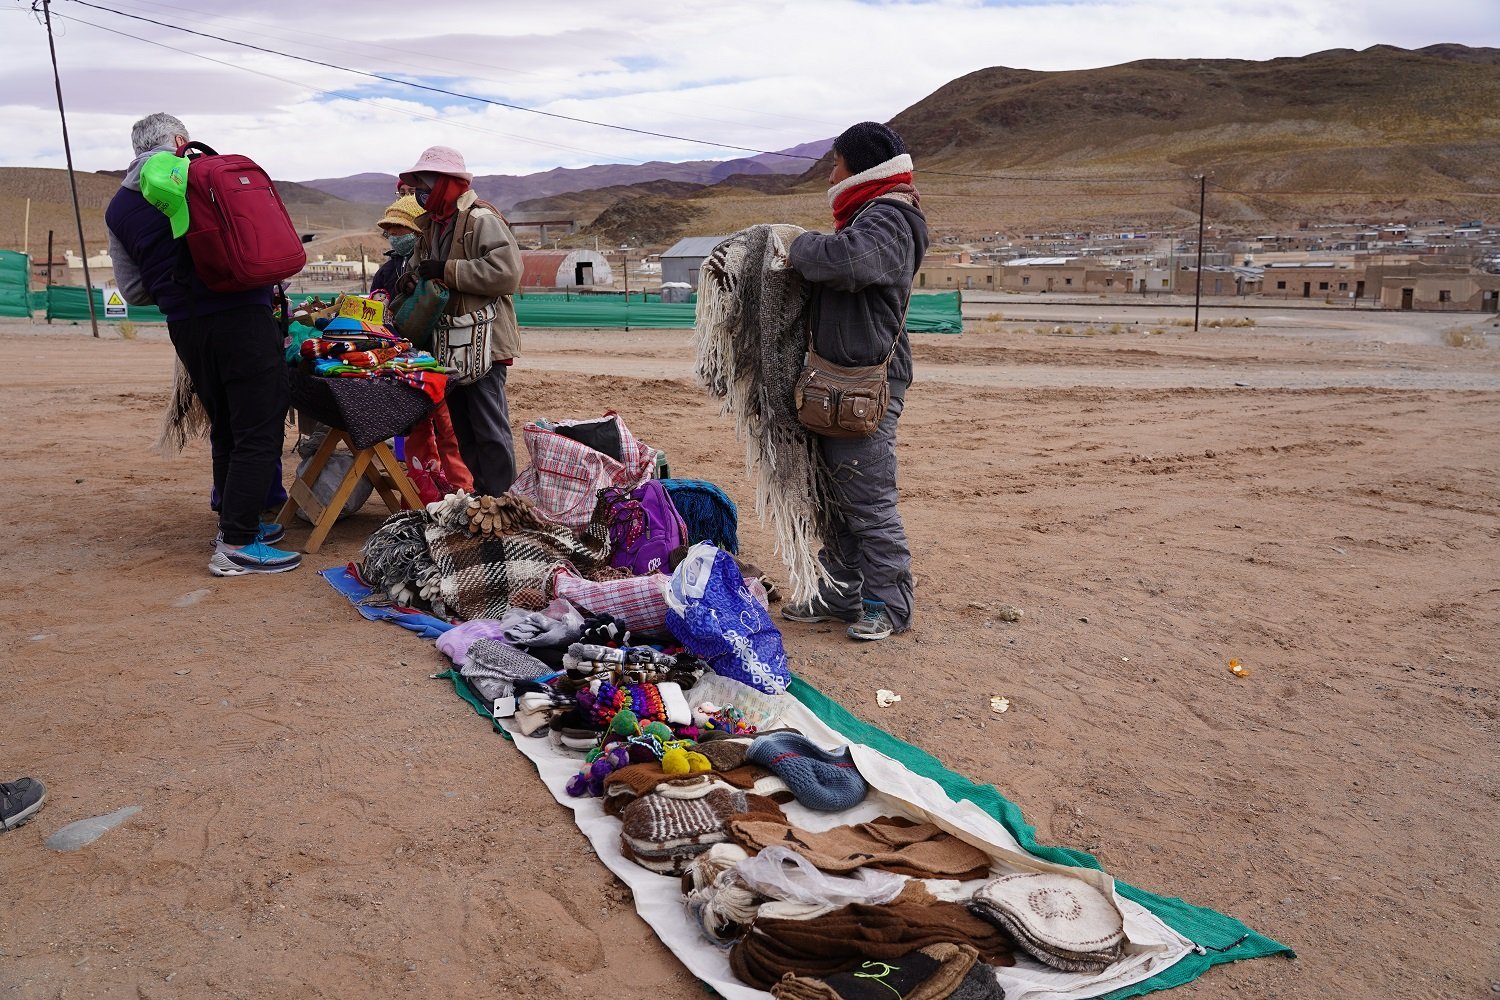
[{"x1": 499, "y1": 696, "x2": 1196, "y2": 1000}]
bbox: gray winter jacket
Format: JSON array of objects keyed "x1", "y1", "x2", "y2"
[{"x1": 788, "y1": 195, "x2": 929, "y2": 398}]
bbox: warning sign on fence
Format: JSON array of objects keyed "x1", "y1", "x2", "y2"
[{"x1": 104, "y1": 288, "x2": 127, "y2": 319}]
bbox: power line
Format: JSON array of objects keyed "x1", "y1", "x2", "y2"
[
  {"x1": 68, "y1": 0, "x2": 813, "y2": 160},
  {"x1": 52, "y1": 10, "x2": 648, "y2": 164},
  {"x1": 63, "y1": 0, "x2": 1187, "y2": 185},
  {"x1": 100, "y1": 0, "x2": 850, "y2": 134}
]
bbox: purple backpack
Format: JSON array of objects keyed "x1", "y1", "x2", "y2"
[{"x1": 601, "y1": 481, "x2": 688, "y2": 576}]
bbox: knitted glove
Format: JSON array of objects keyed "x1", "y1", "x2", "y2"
[{"x1": 417, "y1": 259, "x2": 445, "y2": 281}]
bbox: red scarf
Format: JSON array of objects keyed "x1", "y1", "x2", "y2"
[
  {"x1": 423, "y1": 174, "x2": 470, "y2": 224},
  {"x1": 832, "y1": 173, "x2": 915, "y2": 230}
]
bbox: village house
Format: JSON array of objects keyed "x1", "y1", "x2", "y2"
[
  {"x1": 660, "y1": 236, "x2": 732, "y2": 289},
  {"x1": 1260, "y1": 261, "x2": 1365, "y2": 300},
  {"x1": 1178, "y1": 265, "x2": 1264, "y2": 296},
  {"x1": 915, "y1": 251, "x2": 998, "y2": 291},
  {"x1": 1377, "y1": 271, "x2": 1500, "y2": 312}
]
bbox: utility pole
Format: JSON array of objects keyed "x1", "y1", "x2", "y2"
[
  {"x1": 38, "y1": 0, "x2": 99, "y2": 338},
  {"x1": 1193, "y1": 174, "x2": 1206, "y2": 332},
  {"x1": 621, "y1": 245, "x2": 630, "y2": 332},
  {"x1": 45, "y1": 230, "x2": 54, "y2": 325}
]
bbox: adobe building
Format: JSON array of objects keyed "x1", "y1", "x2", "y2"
[
  {"x1": 916, "y1": 255, "x2": 999, "y2": 291},
  {"x1": 1260, "y1": 261, "x2": 1365, "y2": 300},
  {"x1": 999, "y1": 258, "x2": 1091, "y2": 293},
  {"x1": 1378, "y1": 272, "x2": 1500, "y2": 312}
]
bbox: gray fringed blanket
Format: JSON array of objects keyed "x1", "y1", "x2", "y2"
[
  {"x1": 693, "y1": 224, "x2": 837, "y2": 605},
  {"x1": 154, "y1": 358, "x2": 211, "y2": 457}
]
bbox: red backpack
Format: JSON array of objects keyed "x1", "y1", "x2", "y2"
[{"x1": 176, "y1": 141, "x2": 306, "y2": 292}]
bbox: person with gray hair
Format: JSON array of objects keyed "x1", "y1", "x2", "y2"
[
  {"x1": 105, "y1": 113, "x2": 300, "y2": 576},
  {"x1": 129, "y1": 111, "x2": 188, "y2": 157}
]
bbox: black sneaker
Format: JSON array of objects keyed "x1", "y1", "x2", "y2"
[{"x1": 0, "y1": 777, "x2": 47, "y2": 831}]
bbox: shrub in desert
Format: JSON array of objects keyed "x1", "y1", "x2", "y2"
[{"x1": 1441, "y1": 325, "x2": 1484, "y2": 348}]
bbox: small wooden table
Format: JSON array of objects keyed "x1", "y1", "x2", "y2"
[{"x1": 276, "y1": 429, "x2": 423, "y2": 554}]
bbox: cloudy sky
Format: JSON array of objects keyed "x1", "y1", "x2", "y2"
[{"x1": 4, "y1": 0, "x2": 1496, "y2": 181}]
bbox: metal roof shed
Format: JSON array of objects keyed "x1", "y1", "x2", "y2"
[{"x1": 661, "y1": 236, "x2": 731, "y2": 288}]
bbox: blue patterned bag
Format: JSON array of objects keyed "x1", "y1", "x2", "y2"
[{"x1": 665, "y1": 543, "x2": 789, "y2": 695}]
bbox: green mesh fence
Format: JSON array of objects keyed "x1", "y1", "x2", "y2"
[{"x1": 37, "y1": 285, "x2": 964, "y2": 334}]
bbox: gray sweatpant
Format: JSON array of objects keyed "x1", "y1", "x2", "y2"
[
  {"x1": 814, "y1": 396, "x2": 914, "y2": 630},
  {"x1": 446, "y1": 363, "x2": 516, "y2": 496}
]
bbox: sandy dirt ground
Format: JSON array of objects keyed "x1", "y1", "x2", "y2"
[{"x1": 2, "y1": 307, "x2": 1497, "y2": 999}]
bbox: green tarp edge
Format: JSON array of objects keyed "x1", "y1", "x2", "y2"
[
  {"x1": 434, "y1": 669, "x2": 513, "y2": 740},
  {"x1": 34, "y1": 284, "x2": 964, "y2": 334},
  {"x1": 786, "y1": 674, "x2": 1294, "y2": 998},
  {"x1": 0, "y1": 251, "x2": 31, "y2": 318}
]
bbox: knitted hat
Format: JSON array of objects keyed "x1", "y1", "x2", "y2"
[
  {"x1": 399, "y1": 145, "x2": 472, "y2": 185},
  {"x1": 745, "y1": 732, "x2": 868, "y2": 811},
  {"x1": 378, "y1": 194, "x2": 424, "y2": 233},
  {"x1": 695, "y1": 736, "x2": 754, "y2": 772},
  {"x1": 619, "y1": 788, "x2": 782, "y2": 875},
  {"x1": 969, "y1": 873, "x2": 1125, "y2": 972},
  {"x1": 832, "y1": 122, "x2": 908, "y2": 176}
]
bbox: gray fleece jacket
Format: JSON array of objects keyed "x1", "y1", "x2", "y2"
[{"x1": 788, "y1": 195, "x2": 930, "y2": 398}]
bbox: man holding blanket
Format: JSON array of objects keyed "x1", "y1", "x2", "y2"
[{"x1": 780, "y1": 122, "x2": 929, "y2": 641}]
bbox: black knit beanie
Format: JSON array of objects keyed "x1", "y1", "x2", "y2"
[{"x1": 833, "y1": 121, "x2": 907, "y2": 176}]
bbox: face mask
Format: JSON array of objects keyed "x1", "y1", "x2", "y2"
[
  {"x1": 414, "y1": 189, "x2": 430, "y2": 207},
  {"x1": 387, "y1": 232, "x2": 418, "y2": 257}
]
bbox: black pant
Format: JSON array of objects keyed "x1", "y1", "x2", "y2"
[
  {"x1": 446, "y1": 363, "x2": 515, "y2": 496},
  {"x1": 169, "y1": 305, "x2": 289, "y2": 546}
]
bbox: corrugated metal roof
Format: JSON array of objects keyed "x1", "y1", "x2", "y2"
[
  {"x1": 1005, "y1": 256, "x2": 1081, "y2": 266},
  {"x1": 662, "y1": 236, "x2": 732, "y2": 259},
  {"x1": 520, "y1": 252, "x2": 568, "y2": 287}
]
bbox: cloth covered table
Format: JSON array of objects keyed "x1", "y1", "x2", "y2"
[
  {"x1": 280, "y1": 372, "x2": 431, "y2": 552},
  {"x1": 290, "y1": 367, "x2": 435, "y2": 450}
]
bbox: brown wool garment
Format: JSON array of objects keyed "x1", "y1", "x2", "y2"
[
  {"x1": 730, "y1": 901, "x2": 1014, "y2": 991},
  {"x1": 696, "y1": 737, "x2": 755, "y2": 772},
  {"x1": 728, "y1": 814, "x2": 994, "y2": 880},
  {"x1": 602, "y1": 762, "x2": 769, "y2": 817}
]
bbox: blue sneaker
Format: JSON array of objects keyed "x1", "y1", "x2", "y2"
[
  {"x1": 210, "y1": 521, "x2": 286, "y2": 549},
  {"x1": 847, "y1": 600, "x2": 895, "y2": 641},
  {"x1": 208, "y1": 540, "x2": 301, "y2": 577}
]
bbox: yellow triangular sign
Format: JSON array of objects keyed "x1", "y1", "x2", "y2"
[{"x1": 106, "y1": 291, "x2": 125, "y2": 307}]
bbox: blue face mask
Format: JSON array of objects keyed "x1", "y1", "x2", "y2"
[
  {"x1": 414, "y1": 189, "x2": 430, "y2": 208},
  {"x1": 387, "y1": 232, "x2": 418, "y2": 257}
]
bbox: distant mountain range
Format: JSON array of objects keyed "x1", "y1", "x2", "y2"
[
  {"x1": 299, "y1": 139, "x2": 832, "y2": 211},
  {"x1": 888, "y1": 43, "x2": 1500, "y2": 195},
  {"x1": 5, "y1": 45, "x2": 1498, "y2": 258}
]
